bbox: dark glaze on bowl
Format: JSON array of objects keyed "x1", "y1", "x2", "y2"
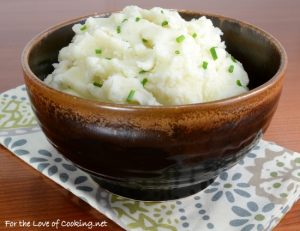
[{"x1": 22, "y1": 11, "x2": 287, "y2": 201}]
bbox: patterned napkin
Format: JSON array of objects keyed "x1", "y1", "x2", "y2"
[{"x1": 1, "y1": 85, "x2": 300, "y2": 231}]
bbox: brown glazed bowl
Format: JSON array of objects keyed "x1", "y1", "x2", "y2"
[{"x1": 22, "y1": 11, "x2": 287, "y2": 201}]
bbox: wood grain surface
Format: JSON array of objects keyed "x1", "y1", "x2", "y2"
[{"x1": 0, "y1": 0, "x2": 299, "y2": 230}]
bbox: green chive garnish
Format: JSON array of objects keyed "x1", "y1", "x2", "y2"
[
  {"x1": 176, "y1": 35, "x2": 185, "y2": 43},
  {"x1": 161, "y1": 20, "x2": 168, "y2": 27},
  {"x1": 122, "y1": 18, "x2": 128, "y2": 23},
  {"x1": 228, "y1": 65, "x2": 234, "y2": 73},
  {"x1": 192, "y1": 33, "x2": 197, "y2": 38},
  {"x1": 95, "y1": 49, "x2": 102, "y2": 55},
  {"x1": 210, "y1": 47, "x2": 218, "y2": 60},
  {"x1": 161, "y1": 10, "x2": 164, "y2": 14},
  {"x1": 127, "y1": 90, "x2": 135, "y2": 102},
  {"x1": 231, "y1": 55, "x2": 237, "y2": 63},
  {"x1": 142, "y1": 39, "x2": 153, "y2": 49},
  {"x1": 141, "y1": 78, "x2": 148, "y2": 87},
  {"x1": 105, "y1": 57, "x2": 112, "y2": 60},
  {"x1": 80, "y1": 25, "x2": 87, "y2": 31},
  {"x1": 93, "y1": 82, "x2": 103, "y2": 88},
  {"x1": 175, "y1": 50, "x2": 180, "y2": 55},
  {"x1": 139, "y1": 70, "x2": 147, "y2": 74},
  {"x1": 136, "y1": 17, "x2": 140, "y2": 22},
  {"x1": 117, "y1": 25, "x2": 121, "y2": 33},
  {"x1": 236, "y1": 80, "x2": 242, "y2": 87},
  {"x1": 202, "y1": 61, "x2": 208, "y2": 70}
]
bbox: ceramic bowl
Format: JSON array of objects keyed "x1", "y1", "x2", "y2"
[{"x1": 22, "y1": 11, "x2": 287, "y2": 201}]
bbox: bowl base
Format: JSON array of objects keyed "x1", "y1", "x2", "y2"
[{"x1": 92, "y1": 176, "x2": 215, "y2": 201}]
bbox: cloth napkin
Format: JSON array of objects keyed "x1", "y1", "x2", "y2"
[{"x1": 1, "y1": 85, "x2": 300, "y2": 231}]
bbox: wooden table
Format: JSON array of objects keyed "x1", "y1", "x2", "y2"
[{"x1": 0, "y1": 0, "x2": 299, "y2": 230}]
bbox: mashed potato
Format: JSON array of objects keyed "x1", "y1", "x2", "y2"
[{"x1": 45, "y1": 6, "x2": 249, "y2": 105}]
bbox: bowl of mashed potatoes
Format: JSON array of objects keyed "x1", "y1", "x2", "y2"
[{"x1": 22, "y1": 6, "x2": 287, "y2": 200}]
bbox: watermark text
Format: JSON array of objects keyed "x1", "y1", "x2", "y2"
[{"x1": 3, "y1": 219, "x2": 108, "y2": 229}]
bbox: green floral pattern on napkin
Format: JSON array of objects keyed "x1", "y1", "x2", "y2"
[
  {"x1": 0, "y1": 86, "x2": 36, "y2": 129},
  {"x1": 1, "y1": 85, "x2": 300, "y2": 231}
]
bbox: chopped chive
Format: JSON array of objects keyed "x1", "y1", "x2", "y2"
[
  {"x1": 210, "y1": 47, "x2": 218, "y2": 60},
  {"x1": 135, "y1": 17, "x2": 141, "y2": 22},
  {"x1": 116, "y1": 25, "x2": 121, "y2": 33},
  {"x1": 142, "y1": 39, "x2": 153, "y2": 49},
  {"x1": 176, "y1": 35, "x2": 185, "y2": 43},
  {"x1": 161, "y1": 20, "x2": 168, "y2": 27},
  {"x1": 80, "y1": 25, "x2": 87, "y2": 31},
  {"x1": 192, "y1": 33, "x2": 197, "y2": 38},
  {"x1": 93, "y1": 82, "x2": 103, "y2": 88},
  {"x1": 127, "y1": 90, "x2": 136, "y2": 102},
  {"x1": 236, "y1": 80, "x2": 242, "y2": 87},
  {"x1": 139, "y1": 70, "x2": 147, "y2": 74},
  {"x1": 175, "y1": 50, "x2": 180, "y2": 55},
  {"x1": 202, "y1": 61, "x2": 208, "y2": 70},
  {"x1": 231, "y1": 55, "x2": 237, "y2": 63},
  {"x1": 141, "y1": 78, "x2": 148, "y2": 87},
  {"x1": 95, "y1": 49, "x2": 102, "y2": 55},
  {"x1": 228, "y1": 65, "x2": 234, "y2": 73},
  {"x1": 122, "y1": 18, "x2": 128, "y2": 23},
  {"x1": 161, "y1": 10, "x2": 164, "y2": 14},
  {"x1": 105, "y1": 57, "x2": 112, "y2": 60}
]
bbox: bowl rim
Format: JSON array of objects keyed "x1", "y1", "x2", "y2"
[{"x1": 21, "y1": 10, "x2": 288, "y2": 110}]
